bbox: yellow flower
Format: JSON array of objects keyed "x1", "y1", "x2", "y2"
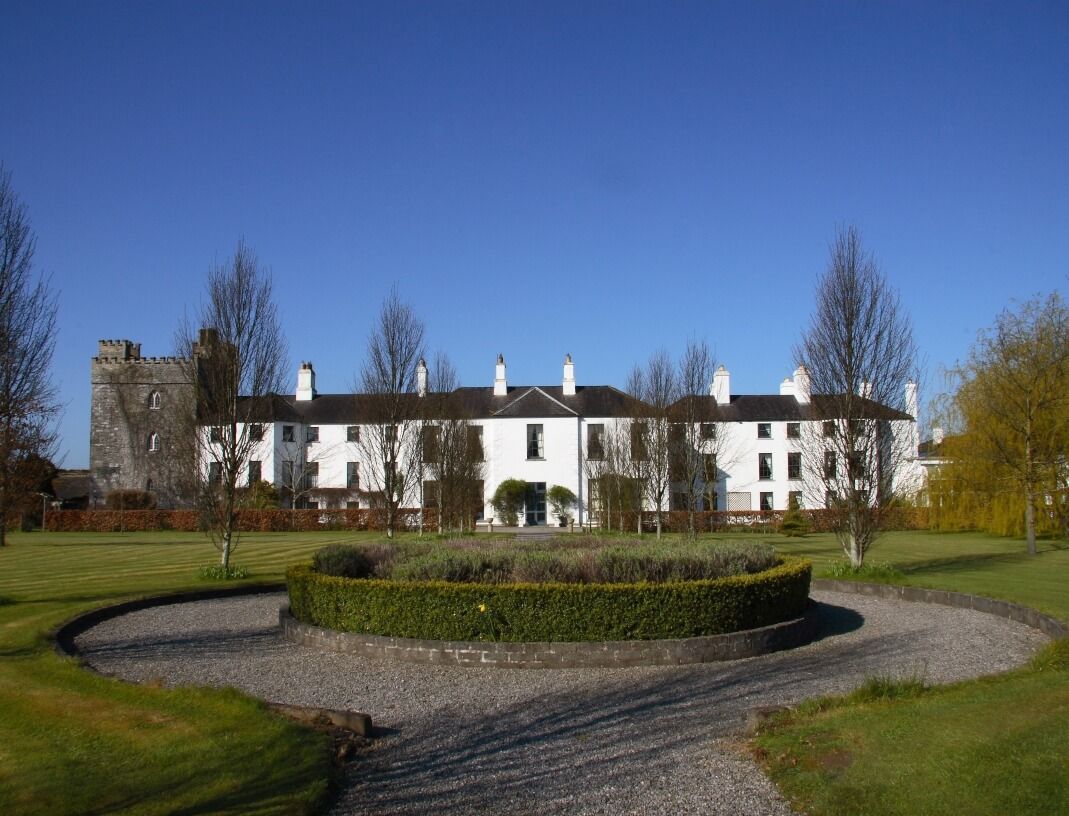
[{"x1": 478, "y1": 603, "x2": 487, "y2": 613}]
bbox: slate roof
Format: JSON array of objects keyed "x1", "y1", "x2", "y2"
[
  {"x1": 453, "y1": 385, "x2": 648, "y2": 419},
  {"x1": 709, "y1": 394, "x2": 913, "y2": 423},
  {"x1": 233, "y1": 386, "x2": 912, "y2": 423}
]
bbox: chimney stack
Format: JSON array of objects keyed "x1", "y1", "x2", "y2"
[
  {"x1": 779, "y1": 377, "x2": 794, "y2": 396},
  {"x1": 711, "y1": 365, "x2": 731, "y2": 403},
  {"x1": 858, "y1": 381, "x2": 873, "y2": 399},
  {"x1": 416, "y1": 358, "x2": 427, "y2": 397},
  {"x1": 296, "y1": 362, "x2": 316, "y2": 401},
  {"x1": 494, "y1": 354, "x2": 508, "y2": 396},
  {"x1": 562, "y1": 353, "x2": 576, "y2": 396},
  {"x1": 793, "y1": 365, "x2": 811, "y2": 405},
  {"x1": 905, "y1": 380, "x2": 919, "y2": 419}
]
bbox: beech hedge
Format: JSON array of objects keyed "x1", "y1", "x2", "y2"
[
  {"x1": 286, "y1": 555, "x2": 812, "y2": 642},
  {"x1": 44, "y1": 507, "x2": 435, "y2": 533},
  {"x1": 597, "y1": 507, "x2": 929, "y2": 534}
]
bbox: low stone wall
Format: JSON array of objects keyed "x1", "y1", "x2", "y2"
[
  {"x1": 279, "y1": 601, "x2": 821, "y2": 669},
  {"x1": 812, "y1": 579, "x2": 1069, "y2": 640}
]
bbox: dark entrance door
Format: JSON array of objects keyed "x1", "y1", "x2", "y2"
[{"x1": 525, "y1": 481, "x2": 546, "y2": 526}]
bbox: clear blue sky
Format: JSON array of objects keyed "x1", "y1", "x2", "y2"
[{"x1": 2, "y1": 1, "x2": 1067, "y2": 468}]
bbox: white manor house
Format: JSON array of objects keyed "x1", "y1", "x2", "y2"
[{"x1": 90, "y1": 337, "x2": 923, "y2": 524}]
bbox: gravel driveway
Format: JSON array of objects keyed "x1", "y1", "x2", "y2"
[{"x1": 76, "y1": 591, "x2": 1047, "y2": 816}]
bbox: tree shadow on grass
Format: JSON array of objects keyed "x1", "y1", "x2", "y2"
[{"x1": 898, "y1": 549, "x2": 1044, "y2": 577}]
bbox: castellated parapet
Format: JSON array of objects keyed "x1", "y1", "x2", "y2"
[{"x1": 90, "y1": 339, "x2": 194, "y2": 508}]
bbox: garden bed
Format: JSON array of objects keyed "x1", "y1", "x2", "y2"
[{"x1": 286, "y1": 538, "x2": 812, "y2": 643}]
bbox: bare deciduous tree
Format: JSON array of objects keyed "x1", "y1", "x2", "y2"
[
  {"x1": 583, "y1": 419, "x2": 630, "y2": 532},
  {"x1": 423, "y1": 353, "x2": 485, "y2": 533},
  {"x1": 627, "y1": 351, "x2": 678, "y2": 538},
  {"x1": 0, "y1": 167, "x2": 59, "y2": 546},
  {"x1": 178, "y1": 240, "x2": 288, "y2": 569},
  {"x1": 795, "y1": 225, "x2": 918, "y2": 568},
  {"x1": 357, "y1": 289, "x2": 425, "y2": 538},
  {"x1": 670, "y1": 339, "x2": 718, "y2": 536}
]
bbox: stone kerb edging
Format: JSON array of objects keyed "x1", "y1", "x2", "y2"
[
  {"x1": 279, "y1": 601, "x2": 822, "y2": 668},
  {"x1": 812, "y1": 578, "x2": 1069, "y2": 640}
]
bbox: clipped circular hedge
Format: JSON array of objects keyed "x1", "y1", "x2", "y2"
[{"x1": 286, "y1": 556, "x2": 811, "y2": 642}]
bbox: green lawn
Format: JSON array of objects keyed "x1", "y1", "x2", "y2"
[
  {"x1": 754, "y1": 529, "x2": 1069, "y2": 816},
  {"x1": 0, "y1": 530, "x2": 399, "y2": 816},
  {"x1": 1, "y1": 528, "x2": 1066, "y2": 815}
]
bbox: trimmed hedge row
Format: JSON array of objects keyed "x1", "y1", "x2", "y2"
[
  {"x1": 44, "y1": 508, "x2": 434, "y2": 533},
  {"x1": 599, "y1": 508, "x2": 930, "y2": 534},
  {"x1": 286, "y1": 556, "x2": 812, "y2": 642},
  {"x1": 45, "y1": 506, "x2": 928, "y2": 534}
]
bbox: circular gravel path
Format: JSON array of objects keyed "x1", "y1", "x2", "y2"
[{"x1": 76, "y1": 591, "x2": 1047, "y2": 816}]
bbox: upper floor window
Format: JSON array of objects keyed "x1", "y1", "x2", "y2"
[
  {"x1": 209, "y1": 426, "x2": 222, "y2": 443},
  {"x1": 757, "y1": 423, "x2": 772, "y2": 439},
  {"x1": 147, "y1": 432, "x2": 160, "y2": 452},
  {"x1": 527, "y1": 424, "x2": 544, "y2": 459},
  {"x1": 587, "y1": 424, "x2": 605, "y2": 460},
  {"x1": 282, "y1": 425, "x2": 295, "y2": 442},
  {"x1": 306, "y1": 426, "x2": 319, "y2": 443},
  {"x1": 703, "y1": 453, "x2": 717, "y2": 480},
  {"x1": 849, "y1": 450, "x2": 868, "y2": 481},
  {"x1": 347, "y1": 425, "x2": 360, "y2": 443},
  {"x1": 787, "y1": 452, "x2": 802, "y2": 479},
  {"x1": 823, "y1": 420, "x2": 835, "y2": 438},
  {"x1": 346, "y1": 461, "x2": 360, "y2": 489},
  {"x1": 630, "y1": 421, "x2": 648, "y2": 461},
  {"x1": 303, "y1": 461, "x2": 319, "y2": 490},
  {"x1": 248, "y1": 460, "x2": 262, "y2": 485},
  {"x1": 824, "y1": 450, "x2": 837, "y2": 479},
  {"x1": 148, "y1": 391, "x2": 161, "y2": 410},
  {"x1": 700, "y1": 423, "x2": 716, "y2": 440},
  {"x1": 422, "y1": 426, "x2": 440, "y2": 463},
  {"x1": 467, "y1": 426, "x2": 484, "y2": 461},
  {"x1": 249, "y1": 424, "x2": 264, "y2": 441},
  {"x1": 758, "y1": 452, "x2": 773, "y2": 480},
  {"x1": 208, "y1": 461, "x2": 222, "y2": 484},
  {"x1": 786, "y1": 422, "x2": 800, "y2": 439}
]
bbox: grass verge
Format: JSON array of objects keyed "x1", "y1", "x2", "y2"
[
  {"x1": 0, "y1": 530, "x2": 410, "y2": 815},
  {"x1": 753, "y1": 530, "x2": 1069, "y2": 816}
]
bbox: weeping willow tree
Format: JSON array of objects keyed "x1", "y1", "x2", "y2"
[{"x1": 929, "y1": 293, "x2": 1069, "y2": 552}]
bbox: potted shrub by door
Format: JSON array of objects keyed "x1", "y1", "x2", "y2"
[{"x1": 547, "y1": 485, "x2": 577, "y2": 528}]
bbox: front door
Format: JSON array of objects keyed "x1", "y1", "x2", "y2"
[{"x1": 525, "y1": 482, "x2": 547, "y2": 526}]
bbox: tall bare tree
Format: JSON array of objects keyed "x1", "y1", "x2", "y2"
[
  {"x1": 0, "y1": 167, "x2": 59, "y2": 546},
  {"x1": 357, "y1": 289, "x2": 425, "y2": 538},
  {"x1": 583, "y1": 418, "x2": 630, "y2": 531},
  {"x1": 627, "y1": 350, "x2": 678, "y2": 538},
  {"x1": 423, "y1": 353, "x2": 485, "y2": 533},
  {"x1": 795, "y1": 225, "x2": 918, "y2": 568},
  {"x1": 670, "y1": 338, "x2": 718, "y2": 536},
  {"x1": 178, "y1": 240, "x2": 288, "y2": 569}
]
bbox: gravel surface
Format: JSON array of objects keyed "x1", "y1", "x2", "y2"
[{"x1": 76, "y1": 591, "x2": 1047, "y2": 816}]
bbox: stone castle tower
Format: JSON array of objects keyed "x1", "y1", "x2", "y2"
[{"x1": 89, "y1": 338, "x2": 195, "y2": 508}]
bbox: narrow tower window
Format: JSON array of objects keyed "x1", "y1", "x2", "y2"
[
  {"x1": 148, "y1": 432, "x2": 160, "y2": 452},
  {"x1": 148, "y1": 391, "x2": 161, "y2": 410}
]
